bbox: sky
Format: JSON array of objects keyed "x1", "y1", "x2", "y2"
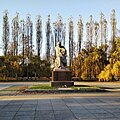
[{"x1": 0, "y1": 0, "x2": 120, "y2": 57}]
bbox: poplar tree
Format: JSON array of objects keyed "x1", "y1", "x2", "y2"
[
  {"x1": 100, "y1": 12, "x2": 104, "y2": 46},
  {"x1": 77, "y1": 15, "x2": 83, "y2": 53},
  {"x1": 53, "y1": 14, "x2": 65, "y2": 46},
  {"x1": 62, "y1": 23, "x2": 66, "y2": 47},
  {"x1": 25, "y1": 14, "x2": 33, "y2": 58},
  {"x1": 86, "y1": 22, "x2": 90, "y2": 51},
  {"x1": 94, "y1": 22, "x2": 99, "y2": 47},
  {"x1": 20, "y1": 20, "x2": 25, "y2": 64},
  {"x1": 36, "y1": 15, "x2": 42, "y2": 58},
  {"x1": 89, "y1": 15, "x2": 93, "y2": 48},
  {"x1": 46, "y1": 15, "x2": 51, "y2": 61},
  {"x1": 103, "y1": 18, "x2": 107, "y2": 62},
  {"x1": 2, "y1": 10, "x2": 9, "y2": 56},
  {"x1": 110, "y1": 9, "x2": 116, "y2": 54},
  {"x1": 11, "y1": 12, "x2": 19, "y2": 56},
  {"x1": 69, "y1": 17, "x2": 74, "y2": 69}
]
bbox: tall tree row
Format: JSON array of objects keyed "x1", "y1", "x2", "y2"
[
  {"x1": 36, "y1": 15, "x2": 42, "y2": 58},
  {"x1": 94, "y1": 21, "x2": 99, "y2": 47},
  {"x1": 24, "y1": 14, "x2": 33, "y2": 58},
  {"x1": 110, "y1": 9, "x2": 117, "y2": 54},
  {"x1": 86, "y1": 15, "x2": 93, "y2": 51},
  {"x1": 46, "y1": 15, "x2": 51, "y2": 61},
  {"x1": 53, "y1": 14, "x2": 66, "y2": 61},
  {"x1": 19, "y1": 19, "x2": 25, "y2": 64},
  {"x1": 69, "y1": 17, "x2": 74, "y2": 69},
  {"x1": 77, "y1": 15, "x2": 83, "y2": 53},
  {"x1": 2, "y1": 10, "x2": 9, "y2": 56},
  {"x1": 53, "y1": 14, "x2": 64, "y2": 46},
  {"x1": 1, "y1": 9, "x2": 120, "y2": 81},
  {"x1": 11, "y1": 12, "x2": 19, "y2": 56}
]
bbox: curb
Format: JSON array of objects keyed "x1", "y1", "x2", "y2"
[{"x1": 24, "y1": 88, "x2": 107, "y2": 93}]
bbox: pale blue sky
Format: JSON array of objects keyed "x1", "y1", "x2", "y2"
[{"x1": 0, "y1": 0, "x2": 120, "y2": 56}]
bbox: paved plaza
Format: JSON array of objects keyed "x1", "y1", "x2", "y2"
[
  {"x1": 0, "y1": 93, "x2": 120, "y2": 120},
  {"x1": 0, "y1": 82, "x2": 120, "y2": 120}
]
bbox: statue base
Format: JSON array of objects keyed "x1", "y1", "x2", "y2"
[
  {"x1": 51, "y1": 69, "x2": 74, "y2": 87},
  {"x1": 51, "y1": 81, "x2": 74, "y2": 87}
]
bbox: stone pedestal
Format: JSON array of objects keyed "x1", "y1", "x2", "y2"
[
  {"x1": 51, "y1": 69, "x2": 74, "y2": 87},
  {"x1": 52, "y1": 70, "x2": 71, "y2": 81}
]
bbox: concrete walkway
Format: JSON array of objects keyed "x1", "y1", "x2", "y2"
[
  {"x1": 0, "y1": 93, "x2": 120, "y2": 120},
  {"x1": 0, "y1": 82, "x2": 120, "y2": 120}
]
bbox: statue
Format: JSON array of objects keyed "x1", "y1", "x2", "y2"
[
  {"x1": 54, "y1": 42, "x2": 67, "y2": 70},
  {"x1": 51, "y1": 42, "x2": 73, "y2": 87}
]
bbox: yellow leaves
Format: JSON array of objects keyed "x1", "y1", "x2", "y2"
[
  {"x1": 1, "y1": 66, "x2": 6, "y2": 70},
  {"x1": 98, "y1": 61, "x2": 120, "y2": 81},
  {"x1": 10, "y1": 61, "x2": 20, "y2": 70},
  {"x1": 112, "y1": 61, "x2": 120, "y2": 80},
  {"x1": 81, "y1": 71, "x2": 87, "y2": 80},
  {"x1": 98, "y1": 64, "x2": 112, "y2": 82},
  {"x1": 92, "y1": 51, "x2": 99, "y2": 61},
  {"x1": 4, "y1": 58, "x2": 9, "y2": 63},
  {"x1": 0, "y1": 66, "x2": 7, "y2": 78}
]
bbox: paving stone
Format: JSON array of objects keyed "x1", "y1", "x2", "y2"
[
  {"x1": 66, "y1": 103, "x2": 81, "y2": 107},
  {"x1": 1, "y1": 106, "x2": 20, "y2": 112},
  {"x1": 112, "y1": 113, "x2": 120, "y2": 118},
  {"x1": 19, "y1": 107, "x2": 36, "y2": 111},
  {"x1": 0, "y1": 116, "x2": 14, "y2": 120},
  {"x1": 83, "y1": 105, "x2": 100, "y2": 110},
  {"x1": 13, "y1": 116, "x2": 34, "y2": 120},
  {"x1": 93, "y1": 113, "x2": 116, "y2": 119},
  {"x1": 68, "y1": 106, "x2": 86, "y2": 110},
  {"x1": 0, "y1": 100, "x2": 11, "y2": 105},
  {"x1": 70, "y1": 109, "x2": 89, "y2": 114},
  {"x1": 62, "y1": 98, "x2": 77, "y2": 104},
  {"x1": 74, "y1": 113, "x2": 96, "y2": 119},
  {"x1": 53, "y1": 106, "x2": 69, "y2": 111},
  {"x1": 74, "y1": 99, "x2": 90, "y2": 104},
  {"x1": 21, "y1": 104, "x2": 37, "y2": 107},
  {"x1": 88, "y1": 109, "x2": 108, "y2": 114},
  {"x1": 111, "y1": 105, "x2": 120, "y2": 109},
  {"x1": 0, "y1": 111, "x2": 16, "y2": 117},
  {"x1": 54, "y1": 110, "x2": 76, "y2": 120},
  {"x1": 15, "y1": 111, "x2": 35, "y2": 116},
  {"x1": 35, "y1": 117, "x2": 55, "y2": 120},
  {"x1": 98, "y1": 118, "x2": 120, "y2": 120},
  {"x1": 36, "y1": 105, "x2": 53, "y2": 110},
  {"x1": 37, "y1": 99, "x2": 50, "y2": 104},
  {"x1": 106, "y1": 108, "x2": 120, "y2": 113},
  {"x1": 0, "y1": 105, "x2": 4, "y2": 110},
  {"x1": 87, "y1": 98, "x2": 102, "y2": 103},
  {"x1": 77, "y1": 118, "x2": 99, "y2": 120},
  {"x1": 8, "y1": 100, "x2": 24, "y2": 105},
  {"x1": 23, "y1": 100, "x2": 37, "y2": 105},
  {"x1": 35, "y1": 110, "x2": 55, "y2": 120}
]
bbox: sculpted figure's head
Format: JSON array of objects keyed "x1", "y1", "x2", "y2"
[{"x1": 57, "y1": 42, "x2": 61, "y2": 47}]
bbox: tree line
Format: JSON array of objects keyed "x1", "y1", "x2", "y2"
[{"x1": 0, "y1": 9, "x2": 120, "y2": 81}]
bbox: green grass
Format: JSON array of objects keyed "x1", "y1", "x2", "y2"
[
  {"x1": 30, "y1": 84, "x2": 100, "y2": 91},
  {"x1": 30, "y1": 84, "x2": 55, "y2": 90}
]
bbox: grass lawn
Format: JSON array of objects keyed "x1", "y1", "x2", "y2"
[
  {"x1": 30, "y1": 84, "x2": 55, "y2": 90},
  {"x1": 29, "y1": 84, "x2": 101, "y2": 92},
  {"x1": 0, "y1": 84, "x2": 105, "y2": 93},
  {"x1": 72, "y1": 86, "x2": 101, "y2": 91},
  {"x1": 72, "y1": 85, "x2": 98, "y2": 90}
]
